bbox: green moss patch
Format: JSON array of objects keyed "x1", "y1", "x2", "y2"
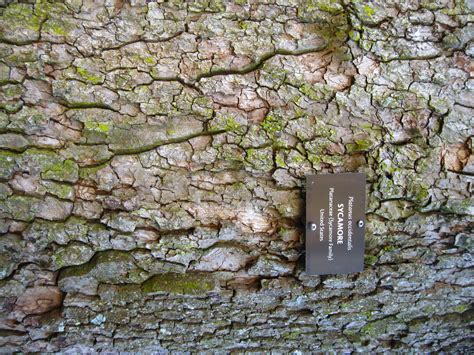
[
  {"x1": 42, "y1": 159, "x2": 79, "y2": 183},
  {"x1": 76, "y1": 67, "x2": 104, "y2": 85},
  {"x1": 2, "y1": 3, "x2": 42, "y2": 32},
  {"x1": 142, "y1": 272, "x2": 215, "y2": 295},
  {"x1": 1, "y1": 195, "x2": 41, "y2": 221}
]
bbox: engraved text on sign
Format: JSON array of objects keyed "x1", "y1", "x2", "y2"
[{"x1": 306, "y1": 173, "x2": 366, "y2": 275}]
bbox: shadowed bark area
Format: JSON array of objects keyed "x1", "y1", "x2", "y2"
[{"x1": 0, "y1": 0, "x2": 472, "y2": 352}]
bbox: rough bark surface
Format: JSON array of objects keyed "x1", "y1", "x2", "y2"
[{"x1": 0, "y1": 0, "x2": 473, "y2": 352}]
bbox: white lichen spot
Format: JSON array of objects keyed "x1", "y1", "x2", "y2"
[{"x1": 91, "y1": 314, "x2": 106, "y2": 326}]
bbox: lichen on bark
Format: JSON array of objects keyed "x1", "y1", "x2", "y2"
[{"x1": 0, "y1": 0, "x2": 472, "y2": 352}]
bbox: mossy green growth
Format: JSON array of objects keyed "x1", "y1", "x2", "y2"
[
  {"x1": 217, "y1": 145, "x2": 245, "y2": 168},
  {"x1": 453, "y1": 303, "x2": 470, "y2": 313},
  {"x1": 307, "y1": 153, "x2": 322, "y2": 168},
  {"x1": 275, "y1": 153, "x2": 287, "y2": 168},
  {"x1": 7, "y1": 107, "x2": 47, "y2": 133},
  {"x1": 321, "y1": 154, "x2": 343, "y2": 166},
  {"x1": 360, "y1": 37, "x2": 375, "y2": 51},
  {"x1": 16, "y1": 149, "x2": 77, "y2": 182},
  {"x1": 289, "y1": 152, "x2": 305, "y2": 164},
  {"x1": 192, "y1": 96, "x2": 214, "y2": 119},
  {"x1": 52, "y1": 243, "x2": 94, "y2": 270},
  {"x1": 19, "y1": 147, "x2": 56, "y2": 160},
  {"x1": 347, "y1": 136, "x2": 375, "y2": 153},
  {"x1": 2, "y1": 0, "x2": 72, "y2": 41},
  {"x1": 379, "y1": 177, "x2": 401, "y2": 198},
  {"x1": 42, "y1": 159, "x2": 79, "y2": 183},
  {"x1": 261, "y1": 114, "x2": 285, "y2": 139},
  {"x1": 142, "y1": 273, "x2": 215, "y2": 295},
  {"x1": 362, "y1": 310, "x2": 374, "y2": 320},
  {"x1": 223, "y1": 116, "x2": 246, "y2": 135},
  {"x1": 78, "y1": 162, "x2": 107, "y2": 181},
  {"x1": 363, "y1": 4, "x2": 375, "y2": 17},
  {"x1": 295, "y1": 4, "x2": 349, "y2": 45},
  {"x1": 58, "y1": 256, "x2": 95, "y2": 280},
  {"x1": 349, "y1": 30, "x2": 361, "y2": 42},
  {"x1": 441, "y1": 197, "x2": 473, "y2": 215},
  {"x1": 361, "y1": 319, "x2": 387, "y2": 337},
  {"x1": 5, "y1": 48, "x2": 38, "y2": 65},
  {"x1": 3, "y1": 195, "x2": 41, "y2": 221},
  {"x1": 411, "y1": 183, "x2": 430, "y2": 204},
  {"x1": 100, "y1": 283, "x2": 143, "y2": 305},
  {"x1": 43, "y1": 181, "x2": 75, "y2": 200},
  {"x1": 299, "y1": 83, "x2": 334, "y2": 101},
  {"x1": 207, "y1": 0, "x2": 226, "y2": 12},
  {"x1": 34, "y1": 0, "x2": 70, "y2": 18},
  {"x1": 143, "y1": 57, "x2": 156, "y2": 65},
  {"x1": 300, "y1": 0, "x2": 343, "y2": 14},
  {"x1": 165, "y1": 127, "x2": 177, "y2": 136},
  {"x1": 382, "y1": 245, "x2": 395, "y2": 253},
  {"x1": 284, "y1": 329, "x2": 304, "y2": 339},
  {"x1": 379, "y1": 160, "x2": 396, "y2": 175},
  {"x1": 441, "y1": 33, "x2": 461, "y2": 50},
  {"x1": 0, "y1": 112, "x2": 8, "y2": 129},
  {"x1": 76, "y1": 67, "x2": 104, "y2": 85},
  {"x1": 25, "y1": 217, "x2": 90, "y2": 246},
  {"x1": 2, "y1": 3, "x2": 42, "y2": 32},
  {"x1": 130, "y1": 53, "x2": 156, "y2": 67},
  {"x1": 4, "y1": 84, "x2": 23, "y2": 98},
  {"x1": 364, "y1": 254, "x2": 378, "y2": 266},
  {"x1": 362, "y1": 317, "x2": 406, "y2": 338},
  {"x1": 440, "y1": 1, "x2": 470, "y2": 15},
  {"x1": 59, "y1": 250, "x2": 138, "y2": 281},
  {"x1": 84, "y1": 121, "x2": 111, "y2": 133},
  {"x1": 83, "y1": 121, "x2": 114, "y2": 144},
  {"x1": 209, "y1": 114, "x2": 236, "y2": 133},
  {"x1": 42, "y1": 17, "x2": 74, "y2": 37},
  {"x1": 239, "y1": 21, "x2": 249, "y2": 30},
  {"x1": 300, "y1": 83, "x2": 319, "y2": 100},
  {"x1": 245, "y1": 147, "x2": 274, "y2": 172}
]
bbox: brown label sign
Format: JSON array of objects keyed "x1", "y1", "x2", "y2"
[{"x1": 305, "y1": 173, "x2": 366, "y2": 275}]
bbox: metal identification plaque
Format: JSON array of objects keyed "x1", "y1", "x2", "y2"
[{"x1": 306, "y1": 173, "x2": 366, "y2": 275}]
